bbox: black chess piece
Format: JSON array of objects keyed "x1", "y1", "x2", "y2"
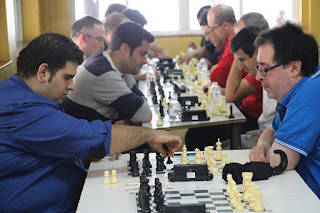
[
  {"x1": 166, "y1": 156, "x2": 173, "y2": 164},
  {"x1": 129, "y1": 149, "x2": 137, "y2": 167},
  {"x1": 140, "y1": 189, "x2": 151, "y2": 213},
  {"x1": 159, "y1": 100, "x2": 164, "y2": 117},
  {"x1": 168, "y1": 91, "x2": 172, "y2": 100},
  {"x1": 132, "y1": 161, "x2": 140, "y2": 177},
  {"x1": 229, "y1": 105, "x2": 235, "y2": 118}
]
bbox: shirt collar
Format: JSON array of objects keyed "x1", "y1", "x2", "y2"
[
  {"x1": 10, "y1": 74, "x2": 63, "y2": 110},
  {"x1": 103, "y1": 50, "x2": 122, "y2": 77},
  {"x1": 279, "y1": 76, "x2": 309, "y2": 108}
]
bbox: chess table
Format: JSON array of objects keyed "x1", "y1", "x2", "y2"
[
  {"x1": 77, "y1": 150, "x2": 320, "y2": 213},
  {"x1": 138, "y1": 72, "x2": 246, "y2": 149}
]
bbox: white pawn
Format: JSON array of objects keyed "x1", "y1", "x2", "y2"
[
  {"x1": 103, "y1": 170, "x2": 111, "y2": 184},
  {"x1": 253, "y1": 191, "x2": 264, "y2": 212},
  {"x1": 162, "y1": 97, "x2": 167, "y2": 108},
  {"x1": 111, "y1": 170, "x2": 118, "y2": 183},
  {"x1": 182, "y1": 145, "x2": 187, "y2": 153},
  {"x1": 235, "y1": 193, "x2": 245, "y2": 211},
  {"x1": 194, "y1": 153, "x2": 202, "y2": 164},
  {"x1": 156, "y1": 111, "x2": 163, "y2": 126},
  {"x1": 180, "y1": 152, "x2": 190, "y2": 164}
]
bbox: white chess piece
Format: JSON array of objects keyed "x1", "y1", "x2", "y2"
[
  {"x1": 215, "y1": 138, "x2": 222, "y2": 160},
  {"x1": 253, "y1": 191, "x2": 264, "y2": 212},
  {"x1": 111, "y1": 170, "x2": 118, "y2": 183},
  {"x1": 103, "y1": 170, "x2": 111, "y2": 184},
  {"x1": 156, "y1": 111, "x2": 163, "y2": 126}
]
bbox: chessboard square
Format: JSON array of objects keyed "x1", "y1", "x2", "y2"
[
  {"x1": 180, "y1": 193, "x2": 196, "y2": 197},
  {"x1": 209, "y1": 194, "x2": 226, "y2": 199},
  {"x1": 205, "y1": 203, "x2": 216, "y2": 209},
  {"x1": 179, "y1": 199, "x2": 199, "y2": 204},
  {"x1": 213, "y1": 202, "x2": 231, "y2": 208},
  {"x1": 215, "y1": 209, "x2": 233, "y2": 213},
  {"x1": 194, "y1": 189, "x2": 208, "y2": 193},
  {"x1": 211, "y1": 197, "x2": 229, "y2": 202},
  {"x1": 165, "y1": 191, "x2": 180, "y2": 195},
  {"x1": 209, "y1": 192, "x2": 225, "y2": 196},
  {"x1": 165, "y1": 196, "x2": 181, "y2": 200},
  {"x1": 195, "y1": 195, "x2": 211, "y2": 199}
]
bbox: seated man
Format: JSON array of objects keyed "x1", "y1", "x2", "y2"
[
  {"x1": 62, "y1": 22, "x2": 153, "y2": 125},
  {"x1": 71, "y1": 16, "x2": 105, "y2": 59},
  {"x1": 228, "y1": 27, "x2": 263, "y2": 133},
  {"x1": 0, "y1": 33, "x2": 181, "y2": 212},
  {"x1": 250, "y1": 22, "x2": 320, "y2": 198},
  {"x1": 178, "y1": 7, "x2": 221, "y2": 69}
]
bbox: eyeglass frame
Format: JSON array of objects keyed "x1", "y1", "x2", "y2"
[
  {"x1": 255, "y1": 63, "x2": 283, "y2": 77},
  {"x1": 208, "y1": 23, "x2": 223, "y2": 32},
  {"x1": 82, "y1": 32, "x2": 105, "y2": 44}
]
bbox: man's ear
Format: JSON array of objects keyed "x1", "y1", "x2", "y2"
[
  {"x1": 36, "y1": 63, "x2": 51, "y2": 84},
  {"x1": 290, "y1": 60, "x2": 302, "y2": 77},
  {"x1": 80, "y1": 33, "x2": 87, "y2": 43},
  {"x1": 120, "y1": 43, "x2": 130, "y2": 56}
]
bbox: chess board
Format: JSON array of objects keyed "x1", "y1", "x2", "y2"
[{"x1": 131, "y1": 189, "x2": 273, "y2": 213}]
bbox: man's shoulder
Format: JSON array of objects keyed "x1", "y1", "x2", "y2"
[{"x1": 83, "y1": 51, "x2": 114, "y2": 76}]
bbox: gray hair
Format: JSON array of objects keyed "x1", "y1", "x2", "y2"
[
  {"x1": 104, "y1": 13, "x2": 129, "y2": 35},
  {"x1": 238, "y1": 12, "x2": 269, "y2": 31}
]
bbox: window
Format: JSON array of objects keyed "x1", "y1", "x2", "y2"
[{"x1": 74, "y1": 0, "x2": 298, "y2": 36}]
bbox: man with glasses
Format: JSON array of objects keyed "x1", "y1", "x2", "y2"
[
  {"x1": 206, "y1": 4, "x2": 236, "y2": 88},
  {"x1": 178, "y1": 7, "x2": 221, "y2": 69},
  {"x1": 71, "y1": 16, "x2": 105, "y2": 59},
  {"x1": 249, "y1": 22, "x2": 320, "y2": 198}
]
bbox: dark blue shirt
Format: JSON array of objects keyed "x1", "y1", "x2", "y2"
[
  {"x1": 272, "y1": 69, "x2": 320, "y2": 198},
  {"x1": 0, "y1": 75, "x2": 112, "y2": 212}
]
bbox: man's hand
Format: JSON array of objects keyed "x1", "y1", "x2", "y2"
[
  {"x1": 249, "y1": 143, "x2": 271, "y2": 163},
  {"x1": 188, "y1": 42, "x2": 197, "y2": 50},
  {"x1": 177, "y1": 54, "x2": 192, "y2": 65},
  {"x1": 148, "y1": 130, "x2": 182, "y2": 158}
]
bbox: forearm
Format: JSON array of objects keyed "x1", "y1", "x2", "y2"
[
  {"x1": 109, "y1": 125, "x2": 154, "y2": 154},
  {"x1": 257, "y1": 127, "x2": 275, "y2": 148},
  {"x1": 225, "y1": 60, "x2": 243, "y2": 102}
]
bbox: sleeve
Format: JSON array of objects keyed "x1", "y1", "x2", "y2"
[
  {"x1": 206, "y1": 50, "x2": 221, "y2": 65},
  {"x1": 274, "y1": 102, "x2": 320, "y2": 156},
  {"x1": 94, "y1": 72, "x2": 150, "y2": 123},
  {"x1": 8, "y1": 103, "x2": 112, "y2": 159},
  {"x1": 244, "y1": 74, "x2": 261, "y2": 89},
  {"x1": 210, "y1": 49, "x2": 234, "y2": 87},
  {"x1": 205, "y1": 43, "x2": 216, "y2": 54}
]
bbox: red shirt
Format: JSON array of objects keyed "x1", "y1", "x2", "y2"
[
  {"x1": 240, "y1": 74, "x2": 263, "y2": 120},
  {"x1": 210, "y1": 39, "x2": 234, "y2": 88}
]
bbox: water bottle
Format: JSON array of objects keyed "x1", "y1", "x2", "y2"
[
  {"x1": 168, "y1": 99, "x2": 182, "y2": 122},
  {"x1": 146, "y1": 61, "x2": 156, "y2": 87},
  {"x1": 197, "y1": 58, "x2": 207, "y2": 72},
  {"x1": 209, "y1": 82, "x2": 221, "y2": 103},
  {"x1": 200, "y1": 65, "x2": 210, "y2": 86}
]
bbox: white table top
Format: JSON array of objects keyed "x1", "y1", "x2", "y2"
[{"x1": 77, "y1": 150, "x2": 320, "y2": 213}]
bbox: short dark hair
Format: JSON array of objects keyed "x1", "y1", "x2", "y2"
[
  {"x1": 105, "y1": 3, "x2": 127, "y2": 17},
  {"x1": 199, "y1": 8, "x2": 210, "y2": 26},
  {"x1": 122, "y1": 9, "x2": 147, "y2": 27},
  {"x1": 17, "y1": 33, "x2": 83, "y2": 80},
  {"x1": 109, "y1": 22, "x2": 154, "y2": 55},
  {"x1": 230, "y1": 27, "x2": 261, "y2": 57},
  {"x1": 254, "y1": 21, "x2": 319, "y2": 76},
  {"x1": 197, "y1": 5, "x2": 211, "y2": 20},
  {"x1": 238, "y1": 12, "x2": 269, "y2": 32},
  {"x1": 71, "y1": 16, "x2": 103, "y2": 39}
]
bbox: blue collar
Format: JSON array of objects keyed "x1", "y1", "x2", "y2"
[
  {"x1": 11, "y1": 74, "x2": 34, "y2": 92},
  {"x1": 10, "y1": 74, "x2": 64, "y2": 111}
]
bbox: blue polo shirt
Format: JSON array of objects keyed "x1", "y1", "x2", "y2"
[
  {"x1": 272, "y1": 70, "x2": 320, "y2": 198},
  {"x1": 0, "y1": 75, "x2": 112, "y2": 212}
]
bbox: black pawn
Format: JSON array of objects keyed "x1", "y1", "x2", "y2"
[
  {"x1": 132, "y1": 161, "x2": 140, "y2": 177},
  {"x1": 159, "y1": 100, "x2": 164, "y2": 117},
  {"x1": 166, "y1": 156, "x2": 173, "y2": 164},
  {"x1": 168, "y1": 91, "x2": 172, "y2": 100},
  {"x1": 229, "y1": 105, "x2": 235, "y2": 118}
]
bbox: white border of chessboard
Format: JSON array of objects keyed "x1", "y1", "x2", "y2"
[{"x1": 130, "y1": 189, "x2": 273, "y2": 213}]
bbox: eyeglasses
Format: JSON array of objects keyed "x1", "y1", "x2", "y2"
[
  {"x1": 85, "y1": 33, "x2": 105, "y2": 44},
  {"x1": 255, "y1": 63, "x2": 283, "y2": 77},
  {"x1": 209, "y1": 23, "x2": 222, "y2": 32}
]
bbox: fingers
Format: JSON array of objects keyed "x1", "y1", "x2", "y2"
[{"x1": 249, "y1": 145, "x2": 269, "y2": 162}]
